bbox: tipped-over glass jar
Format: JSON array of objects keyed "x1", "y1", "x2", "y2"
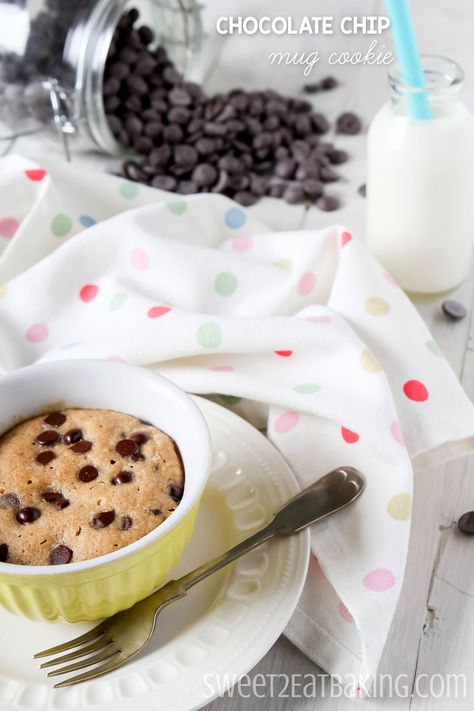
[
  {"x1": 366, "y1": 55, "x2": 474, "y2": 294},
  {"x1": 0, "y1": 0, "x2": 202, "y2": 156}
]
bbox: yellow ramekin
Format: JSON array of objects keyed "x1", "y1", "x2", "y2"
[{"x1": 0, "y1": 360, "x2": 211, "y2": 622}]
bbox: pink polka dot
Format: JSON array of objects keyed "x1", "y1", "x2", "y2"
[
  {"x1": 79, "y1": 284, "x2": 99, "y2": 302},
  {"x1": 275, "y1": 411, "x2": 300, "y2": 434},
  {"x1": 341, "y1": 231, "x2": 352, "y2": 248},
  {"x1": 298, "y1": 272, "x2": 317, "y2": 296},
  {"x1": 25, "y1": 169, "x2": 46, "y2": 181},
  {"x1": 147, "y1": 306, "x2": 171, "y2": 318},
  {"x1": 403, "y1": 380, "x2": 429, "y2": 402},
  {"x1": 390, "y1": 420, "x2": 404, "y2": 445},
  {"x1": 305, "y1": 315, "x2": 331, "y2": 325},
  {"x1": 209, "y1": 365, "x2": 235, "y2": 372},
  {"x1": 0, "y1": 217, "x2": 19, "y2": 239},
  {"x1": 384, "y1": 271, "x2": 398, "y2": 287},
  {"x1": 341, "y1": 427, "x2": 359, "y2": 444},
  {"x1": 274, "y1": 350, "x2": 293, "y2": 357},
  {"x1": 232, "y1": 236, "x2": 253, "y2": 252},
  {"x1": 26, "y1": 324, "x2": 48, "y2": 343},
  {"x1": 363, "y1": 568, "x2": 395, "y2": 592},
  {"x1": 131, "y1": 247, "x2": 149, "y2": 270},
  {"x1": 337, "y1": 600, "x2": 355, "y2": 624}
]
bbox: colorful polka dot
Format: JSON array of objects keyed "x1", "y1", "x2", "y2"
[
  {"x1": 294, "y1": 383, "x2": 320, "y2": 394},
  {"x1": 0, "y1": 217, "x2": 19, "y2": 239},
  {"x1": 215, "y1": 271, "x2": 238, "y2": 296},
  {"x1": 403, "y1": 379, "x2": 429, "y2": 402},
  {"x1": 131, "y1": 247, "x2": 149, "y2": 270},
  {"x1": 275, "y1": 411, "x2": 300, "y2": 434},
  {"x1": 51, "y1": 214, "x2": 72, "y2": 237},
  {"x1": 363, "y1": 568, "x2": 395, "y2": 592},
  {"x1": 337, "y1": 600, "x2": 355, "y2": 623},
  {"x1": 0, "y1": 283, "x2": 7, "y2": 299},
  {"x1": 360, "y1": 349, "x2": 382, "y2": 373},
  {"x1": 364, "y1": 297, "x2": 390, "y2": 316},
  {"x1": 341, "y1": 231, "x2": 352, "y2": 248},
  {"x1": 298, "y1": 272, "x2": 317, "y2": 296},
  {"x1": 79, "y1": 215, "x2": 96, "y2": 228},
  {"x1": 274, "y1": 350, "x2": 293, "y2": 357},
  {"x1": 79, "y1": 284, "x2": 99, "y2": 303},
  {"x1": 232, "y1": 236, "x2": 253, "y2": 252},
  {"x1": 387, "y1": 493, "x2": 412, "y2": 521},
  {"x1": 25, "y1": 169, "x2": 46, "y2": 181},
  {"x1": 109, "y1": 292, "x2": 128, "y2": 311},
  {"x1": 426, "y1": 340, "x2": 442, "y2": 357},
  {"x1": 224, "y1": 207, "x2": 246, "y2": 229},
  {"x1": 220, "y1": 394, "x2": 242, "y2": 406},
  {"x1": 147, "y1": 306, "x2": 171, "y2": 319},
  {"x1": 26, "y1": 324, "x2": 48, "y2": 343},
  {"x1": 106, "y1": 355, "x2": 126, "y2": 362},
  {"x1": 119, "y1": 182, "x2": 139, "y2": 199},
  {"x1": 341, "y1": 427, "x2": 360, "y2": 444},
  {"x1": 209, "y1": 365, "x2": 235, "y2": 372},
  {"x1": 390, "y1": 420, "x2": 404, "y2": 445},
  {"x1": 196, "y1": 321, "x2": 223, "y2": 349},
  {"x1": 305, "y1": 315, "x2": 331, "y2": 325},
  {"x1": 166, "y1": 200, "x2": 187, "y2": 215}
]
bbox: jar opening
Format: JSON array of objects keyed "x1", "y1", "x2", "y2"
[{"x1": 388, "y1": 55, "x2": 464, "y2": 97}]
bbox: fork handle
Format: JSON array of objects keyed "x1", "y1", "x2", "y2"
[{"x1": 172, "y1": 466, "x2": 364, "y2": 594}]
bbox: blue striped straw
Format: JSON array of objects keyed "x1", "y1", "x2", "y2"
[{"x1": 385, "y1": 0, "x2": 432, "y2": 119}]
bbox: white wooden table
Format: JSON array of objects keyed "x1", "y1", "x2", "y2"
[{"x1": 11, "y1": 0, "x2": 474, "y2": 707}]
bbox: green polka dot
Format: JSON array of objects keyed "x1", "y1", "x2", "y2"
[
  {"x1": 215, "y1": 272, "x2": 238, "y2": 297},
  {"x1": 220, "y1": 394, "x2": 242, "y2": 406},
  {"x1": 109, "y1": 292, "x2": 128, "y2": 311},
  {"x1": 167, "y1": 200, "x2": 187, "y2": 215},
  {"x1": 196, "y1": 321, "x2": 223, "y2": 349},
  {"x1": 119, "y1": 182, "x2": 139, "y2": 199},
  {"x1": 51, "y1": 213, "x2": 72, "y2": 237},
  {"x1": 426, "y1": 340, "x2": 442, "y2": 357},
  {"x1": 294, "y1": 383, "x2": 321, "y2": 394}
]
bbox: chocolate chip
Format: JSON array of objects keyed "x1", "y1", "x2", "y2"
[
  {"x1": 163, "y1": 124, "x2": 184, "y2": 144},
  {"x1": 71, "y1": 440, "x2": 92, "y2": 454},
  {"x1": 328, "y1": 149, "x2": 348, "y2": 165},
  {"x1": 78, "y1": 465, "x2": 99, "y2": 483},
  {"x1": 234, "y1": 191, "x2": 257, "y2": 207},
  {"x1": 63, "y1": 428, "x2": 83, "y2": 445},
  {"x1": 150, "y1": 508, "x2": 162, "y2": 516},
  {"x1": 16, "y1": 507, "x2": 41, "y2": 524},
  {"x1": 0, "y1": 493, "x2": 20, "y2": 510},
  {"x1": 358, "y1": 183, "x2": 367, "y2": 197},
  {"x1": 169, "y1": 87, "x2": 191, "y2": 107},
  {"x1": 50, "y1": 545, "x2": 73, "y2": 565},
  {"x1": 0, "y1": 544, "x2": 8, "y2": 562},
  {"x1": 458, "y1": 511, "x2": 474, "y2": 534},
  {"x1": 320, "y1": 166, "x2": 340, "y2": 183},
  {"x1": 121, "y1": 515, "x2": 133, "y2": 530},
  {"x1": 284, "y1": 184, "x2": 306, "y2": 205},
  {"x1": 192, "y1": 163, "x2": 217, "y2": 187},
  {"x1": 112, "y1": 471, "x2": 133, "y2": 485},
  {"x1": 44, "y1": 412, "x2": 66, "y2": 427},
  {"x1": 149, "y1": 145, "x2": 171, "y2": 167},
  {"x1": 36, "y1": 451, "x2": 56, "y2": 465},
  {"x1": 336, "y1": 112, "x2": 362, "y2": 135},
  {"x1": 311, "y1": 113, "x2": 330, "y2": 134},
  {"x1": 150, "y1": 175, "x2": 177, "y2": 191},
  {"x1": 316, "y1": 195, "x2": 340, "y2": 211},
  {"x1": 138, "y1": 25, "x2": 154, "y2": 45},
  {"x1": 303, "y1": 179, "x2": 324, "y2": 199},
  {"x1": 169, "y1": 483, "x2": 183, "y2": 502},
  {"x1": 321, "y1": 76, "x2": 338, "y2": 91},
  {"x1": 91, "y1": 510, "x2": 115, "y2": 529},
  {"x1": 115, "y1": 439, "x2": 139, "y2": 457},
  {"x1": 36, "y1": 430, "x2": 59, "y2": 446},
  {"x1": 442, "y1": 300, "x2": 467, "y2": 321},
  {"x1": 275, "y1": 159, "x2": 296, "y2": 180},
  {"x1": 303, "y1": 83, "x2": 321, "y2": 94},
  {"x1": 130, "y1": 432, "x2": 149, "y2": 444},
  {"x1": 42, "y1": 490, "x2": 69, "y2": 509}
]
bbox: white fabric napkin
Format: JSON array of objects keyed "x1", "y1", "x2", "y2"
[{"x1": 1, "y1": 154, "x2": 473, "y2": 693}]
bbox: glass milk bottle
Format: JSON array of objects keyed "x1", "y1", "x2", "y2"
[{"x1": 366, "y1": 56, "x2": 474, "y2": 293}]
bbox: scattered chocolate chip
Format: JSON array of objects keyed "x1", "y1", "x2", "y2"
[
  {"x1": 36, "y1": 451, "x2": 56, "y2": 465},
  {"x1": 150, "y1": 508, "x2": 162, "y2": 516},
  {"x1": 36, "y1": 430, "x2": 59, "y2": 446},
  {"x1": 71, "y1": 440, "x2": 93, "y2": 454},
  {"x1": 442, "y1": 300, "x2": 467, "y2": 321},
  {"x1": 63, "y1": 428, "x2": 83, "y2": 445},
  {"x1": 50, "y1": 545, "x2": 73, "y2": 565},
  {"x1": 131, "y1": 452, "x2": 145, "y2": 462},
  {"x1": 0, "y1": 493, "x2": 20, "y2": 510},
  {"x1": 78, "y1": 465, "x2": 99, "y2": 483},
  {"x1": 130, "y1": 432, "x2": 149, "y2": 444},
  {"x1": 112, "y1": 471, "x2": 133, "y2": 485},
  {"x1": 458, "y1": 511, "x2": 474, "y2": 534},
  {"x1": 284, "y1": 184, "x2": 306, "y2": 205},
  {"x1": 336, "y1": 112, "x2": 362, "y2": 135},
  {"x1": 0, "y1": 543, "x2": 8, "y2": 562},
  {"x1": 16, "y1": 507, "x2": 41, "y2": 524},
  {"x1": 302, "y1": 83, "x2": 321, "y2": 94},
  {"x1": 321, "y1": 76, "x2": 338, "y2": 91},
  {"x1": 115, "y1": 439, "x2": 139, "y2": 457},
  {"x1": 44, "y1": 412, "x2": 67, "y2": 427},
  {"x1": 169, "y1": 483, "x2": 183, "y2": 502},
  {"x1": 316, "y1": 195, "x2": 341, "y2": 212},
  {"x1": 328, "y1": 149, "x2": 348, "y2": 165},
  {"x1": 91, "y1": 510, "x2": 116, "y2": 529},
  {"x1": 358, "y1": 183, "x2": 367, "y2": 197},
  {"x1": 121, "y1": 515, "x2": 133, "y2": 530}
]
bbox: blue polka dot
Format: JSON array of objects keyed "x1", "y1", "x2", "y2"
[
  {"x1": 224, "y1": 207, "x2": 247, "y2": 229},
  {"x1": 79, "y1": 215, "x2": 96, "y2": 228}
]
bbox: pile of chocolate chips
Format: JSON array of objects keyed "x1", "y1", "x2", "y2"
[{"x1": 106, "y1": 9, "x2": 362, "y2": 209}]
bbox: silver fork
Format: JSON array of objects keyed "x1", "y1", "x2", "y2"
[{"x1": 34, "y1": 466, "x2": 365, "y2": 687}]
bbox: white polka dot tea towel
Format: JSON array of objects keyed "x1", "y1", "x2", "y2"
[{"x1": 0, "y1": 154, "x2": 473, "y2": 694}]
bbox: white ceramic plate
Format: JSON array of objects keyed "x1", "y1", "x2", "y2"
[{"x1": 0, "y1": 397, "x2": 310, "y2": 711}]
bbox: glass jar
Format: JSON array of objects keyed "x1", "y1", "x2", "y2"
[
  {"x1": 0, "y1": 0, "x2": 203, "y2": 156},
  {"x1": 366, "y1": 55, "x2": 474, "y2": 293}
]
